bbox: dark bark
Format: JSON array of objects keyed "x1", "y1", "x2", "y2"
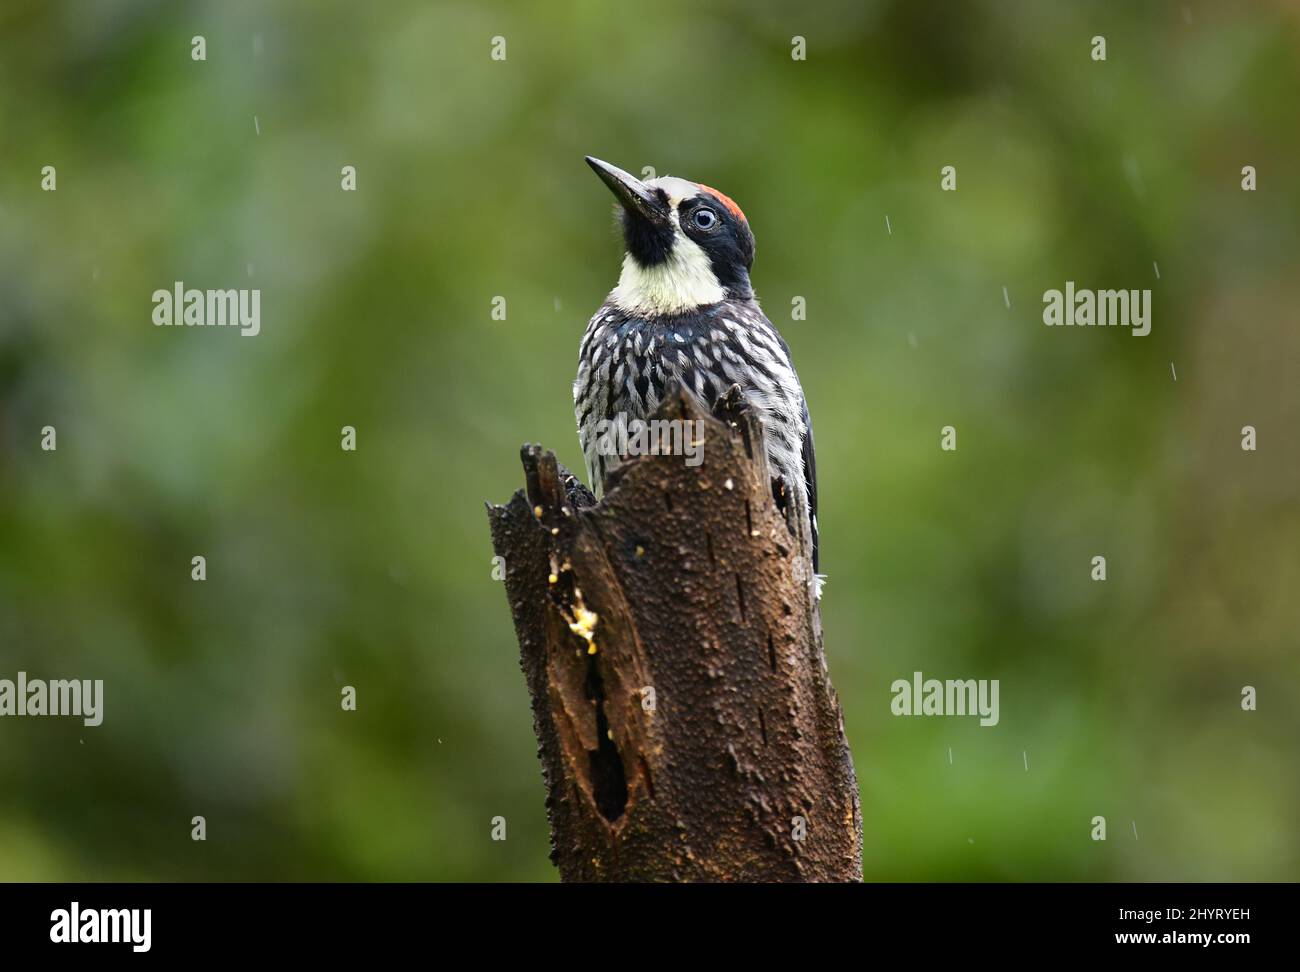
[{"x1": 486, "y1": 384, "x2": 862, "y2": 881}]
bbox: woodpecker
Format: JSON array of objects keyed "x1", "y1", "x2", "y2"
[{"x1": 573, "y1": 156, "x2": 822, "y2": 594}]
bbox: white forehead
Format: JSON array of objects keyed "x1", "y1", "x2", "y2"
[{"x1": 644, "y1": 175, "x2": 700, "y2": 207}]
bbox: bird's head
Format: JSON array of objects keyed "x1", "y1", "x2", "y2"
[{"x1": 586, "y1": 156, "x2": 755, "y2": 316}]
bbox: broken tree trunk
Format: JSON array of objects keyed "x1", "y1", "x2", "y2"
[{"x1": 486, "y1": 385, "x2": 862, "y2": 881}]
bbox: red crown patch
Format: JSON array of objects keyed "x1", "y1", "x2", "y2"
[{"x1": 697, "y1": 184, "x2": 746, "y2": 223}]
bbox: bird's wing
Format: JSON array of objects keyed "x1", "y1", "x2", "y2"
[
  {"x1": 760, "y1": 307, "x2": 820, "y2": 578},
  {"x1": 801, "y1": 396, "x2": 819, "y2": 574}
]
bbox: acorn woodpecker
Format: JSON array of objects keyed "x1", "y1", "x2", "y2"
[{"x1": 574, "y1": 156, "x2": 822, "y2": 593}]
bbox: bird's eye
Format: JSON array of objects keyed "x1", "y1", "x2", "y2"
[{"x1": 692, "y1": 208, "x2": 717, "y2": 229}]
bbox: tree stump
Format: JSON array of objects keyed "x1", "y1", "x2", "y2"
[{"x1": 486, "y1": 384, "x2": 862, "y2": 881}]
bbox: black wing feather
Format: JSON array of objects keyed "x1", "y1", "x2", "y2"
[{"x1": 801, "y1": 398, "x2": 819, "y2": 573}]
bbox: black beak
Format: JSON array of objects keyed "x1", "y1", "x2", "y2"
[{"x1": 585, "y1": 156, "x2": 671, "y2": 228}]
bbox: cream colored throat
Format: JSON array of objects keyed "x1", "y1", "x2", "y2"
[{"x1": 611, "y1": 239, "x2": 725, "y2": 316}]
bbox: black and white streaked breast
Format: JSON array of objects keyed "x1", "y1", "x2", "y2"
[{"x1": 573, "y1": 297, "x2": 818, "y2": 569}]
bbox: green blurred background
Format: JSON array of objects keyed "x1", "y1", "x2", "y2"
[{"x1": 1, "y1": 0, "x2": 1297, "y2": 881}]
